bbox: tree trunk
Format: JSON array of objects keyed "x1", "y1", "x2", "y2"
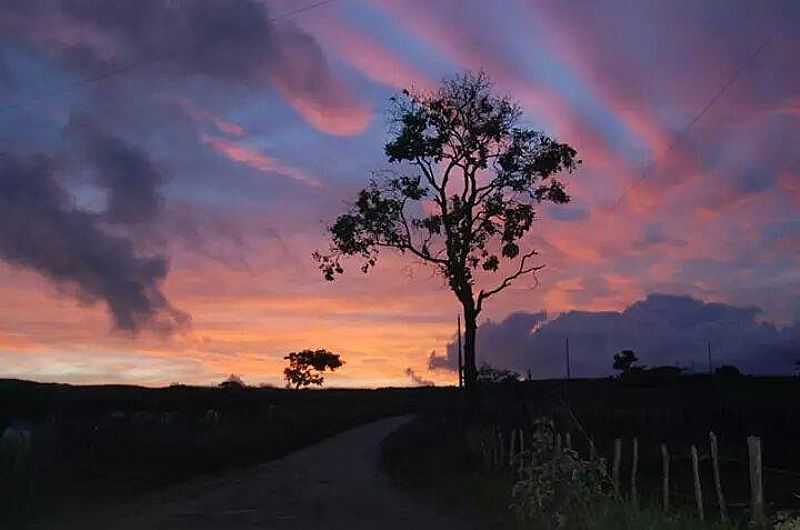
[{"x1": 463, "y1": 307, "x2": 478, "y2": 391}]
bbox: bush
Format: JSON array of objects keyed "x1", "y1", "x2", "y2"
[
  {"x1": 511, "y1": 418, "x2": 611, "y2": 529},
  {"x1": 477, "y1": 362, "x2": 521, "y2": 385},
  {"x1": 775, "y1": 512, "x2": 800, "y2": 530}
]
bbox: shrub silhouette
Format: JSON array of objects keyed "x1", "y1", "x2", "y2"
[{"x1": 476, "y1": 362, "x2": 520, "y2": 385}]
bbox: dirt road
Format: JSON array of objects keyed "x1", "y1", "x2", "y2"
[{"x1": 37, "y1": 415, "x2": 481, "y2": 530}]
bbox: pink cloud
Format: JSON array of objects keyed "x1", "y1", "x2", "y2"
[
  {"x1": 172, "y1": 98, "x2": 246, "y2": 138},
  {"x1": 779, "y1": 172, "x2": 800, "y2": 205},
  {"x1": 273, "y1": 79, "x2": 372, "y2": 136},
  {"x1": 776, "y1": 99, "x2": 800, "y2": 118},
  {"x1": 368, "y1": 0, "x2": 637, "y2": 207},
  {"x1": 307, "y1": 18, "x2": 435, "y2": 92},
  {"x1": 368, "y1": 1, "x2": 567, "y2": 127},
  {"x1": 202, "y1": 135, "x2": 323, "y2": 188},
  {"x1": 271, "y1": 25, "x2": 373, "y2": 136}
]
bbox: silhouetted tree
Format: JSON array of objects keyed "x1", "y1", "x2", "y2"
[
  {"x1": 315, "y1": 72, "x2": 579, "y2": 393},
  {"x1": 613, "y1": 350, "x2": 639, "y2": 375},
  {"x1": 219, "y1": 373, "x2": 246, "y2": 390},
  {"x1": 477, "y1": 362, "x2": 521, "y2": 385},
  {"x1": 283, "y1": 349, "x2": 343, "y2": 389}
]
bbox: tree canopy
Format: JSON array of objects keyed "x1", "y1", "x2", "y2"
[
  {"x1": 283, "y1": 348, "x2": 343, "y2": 389},
  {"x1": 315, "y1": 72, "x2": 579, "y2": 391},
  {"x1": 612, "y1": 350, "x2": 640, "y2": 374}
]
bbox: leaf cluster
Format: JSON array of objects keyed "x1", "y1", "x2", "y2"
[{"x1": 511, "y1": 418, "x2": 611, "y2": 529}]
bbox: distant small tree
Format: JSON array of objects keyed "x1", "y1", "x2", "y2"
[
  {"x1": 283, "y1": 349, "x2": 343, "y2": 389},
  {"x1": 477, "y1": 362, "x2": 520, "y2": 385},
  {"x1": 612, "y1": 350, "x2": 639, "y2": 375},
  {"x1": 219, "y1": 373, "x2": 246, "y2": 390}
]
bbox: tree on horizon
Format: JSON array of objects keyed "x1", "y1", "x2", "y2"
[
  {"x1": 612, "y1": 350, "x2": 640, "y2": 375},
  {"x1": 283, "y1": 349, "x2": 343, "y2": 389},
  {"x1": 315, "y1": 72, "x2": 579, "y2": 393}
]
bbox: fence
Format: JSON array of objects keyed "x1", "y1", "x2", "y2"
[{"x1": 479, "y1": 423, "x2": 798, "y2": 528}]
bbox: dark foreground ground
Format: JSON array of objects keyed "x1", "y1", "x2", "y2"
[
  {"x1": 0, "y1": 379, "x2": 456, "y2": 527},
  {"x1": 33, "y1": 415, "x2": 483, "y2": 530},
  {"x1": 3, "y1": 375, "x2": 799, "y2": 528}
]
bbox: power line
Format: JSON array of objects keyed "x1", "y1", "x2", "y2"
[
  {"x1": 275, "y1": 0, "x2": 338, "y2": 19},
  {"x1": 611, "y1": 37, "x2": 771, "y2": 210},
  {"x1": 0, "y1": 0, "x2": 340, "y2": 116}
]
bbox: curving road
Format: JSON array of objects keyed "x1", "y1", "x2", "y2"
[{"x1": 38, "y1": 416, "x2": 482, "y2": 530}]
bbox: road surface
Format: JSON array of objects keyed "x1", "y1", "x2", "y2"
[{"x1": 37, "y1": 415, "x2": 483, "y2": 530}]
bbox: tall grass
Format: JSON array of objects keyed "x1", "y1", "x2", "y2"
[{"x1": 578, "y1": 502, "x2": 741, "y2": 530}]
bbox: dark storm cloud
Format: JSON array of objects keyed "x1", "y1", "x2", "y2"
[
  {"x1": 0, "y1": 151, "x2": 186, "y2": 333},
  {"x1": 66, "y1": 118, "x2": 164, "y2": 225},
  {"x1": 0, "y1": 0, "x2": 363, "y2": 132},
  {"x1": 0, "y1": 0, "x2": 358, "y2": 331},
  {"x1": 47, "y1": 0, "x2": 279, "y2": 82},
  {"x1": 434, "y1": 294, "x2": 800, "y2": 378}
]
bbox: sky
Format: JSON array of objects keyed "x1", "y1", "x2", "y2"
[{"x1": 0, "y1": 0, "x2": 798, "y2": 387}]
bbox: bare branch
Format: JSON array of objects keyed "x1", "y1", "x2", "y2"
[
  {"x1": 476, "y1": 249, "x2": 543, "y2": 312},
  {"x1": 414, "y1": 158, "x2": 440, "y2": 195}
]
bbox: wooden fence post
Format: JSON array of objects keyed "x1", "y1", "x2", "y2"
[
  {"x1": 493, "y1": 430, "x2": 500, "y2": 468},
  {"x1": 661, "y1": 443, "x2": 670, "y2": 512},
  {"x1": 510, "y1": 429, "x2": 517, "y2": 468},
  {"x1": 612, "y1": 438, "x2": 622, "y2": 497},
  {"x1": 499, "y1": 432, "x2": 505, "y2": 469},
  {"x1": 691, "y1": 445, "x2": 704, "y2": 521},
  {"x1": 748, "y1": 435, "x2": 766, "y2": 527},
  {"x1": 631, "y1": 437, "x2": 639, "y2": 510},
  {"x1": 709, "y1": 432, "x2": 728, "y2": 522}
]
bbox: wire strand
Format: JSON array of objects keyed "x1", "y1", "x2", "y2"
[{"x1": 611, "y1": 37, "x2": 771, "y2": 210}]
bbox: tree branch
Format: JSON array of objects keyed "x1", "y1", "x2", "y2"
[
  {"x1": 476, "y1": 249, "x2": 543, "y2": 312},
  {"x1": 415, "y1": 158, "x2": 440, "y2": 195},
  {"x1": 394, "y1": 200, "x2": 449, "y2": 266}
]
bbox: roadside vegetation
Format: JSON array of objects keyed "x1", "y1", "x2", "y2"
[{"x1": 381, "y1": 374, "x2": 800, "y2": 530}]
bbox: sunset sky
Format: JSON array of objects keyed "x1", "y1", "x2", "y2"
[{"x1": 1, "y1": 0, "x2": 799, "y2": 387}]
